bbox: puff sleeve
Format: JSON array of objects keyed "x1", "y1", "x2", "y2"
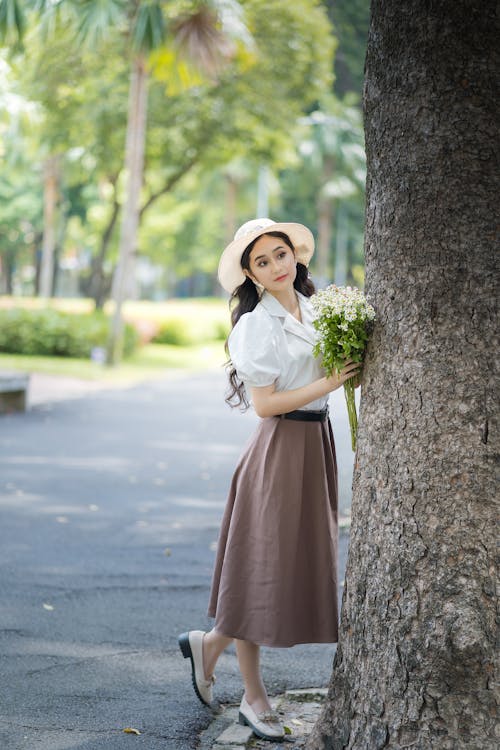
[{"x1": 228, "y1": 308, "x2": 282, "y2": 388}]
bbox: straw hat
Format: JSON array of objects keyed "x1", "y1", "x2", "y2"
[{"x1": 218, "y1": 218, "x2": 315, "y2": 294}]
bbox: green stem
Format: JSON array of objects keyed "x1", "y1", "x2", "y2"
[{"x1": 343, "y1": 377, "x2": 358, "y2": 451}]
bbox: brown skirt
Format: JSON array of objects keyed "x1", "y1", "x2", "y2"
[{"x1": 207, "y1": 415, "x2": 339, "y2": 648}]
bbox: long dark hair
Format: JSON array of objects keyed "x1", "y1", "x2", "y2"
[{"x1": 225, "y1": 231, "x2": 315, "y2": 409}]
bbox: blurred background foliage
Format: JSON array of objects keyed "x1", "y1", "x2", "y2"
[{"x1": 0, "y1": 0, "x2": 369, "y2": 360}]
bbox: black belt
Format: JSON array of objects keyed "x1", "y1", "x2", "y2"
[{"x1": 278, "y1": 408, "x2": 329, "y2": 422}]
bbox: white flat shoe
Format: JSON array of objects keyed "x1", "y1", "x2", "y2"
[
  {"x1": 178, "y1": 630, "x2": 215, "y2": 706},
  {"x1": 238, "y1": 695, "x2": 284, "y2": 740}
]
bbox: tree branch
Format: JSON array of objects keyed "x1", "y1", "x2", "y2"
[{"x1": 139, "y1": 154, "x2": 200, "y2": 218}]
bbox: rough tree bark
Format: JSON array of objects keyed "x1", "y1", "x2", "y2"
[{"x1": 308, "y1": 2, "x2": 498, "y2": 749}]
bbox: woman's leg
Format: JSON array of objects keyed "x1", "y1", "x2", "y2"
[
  {"x1": 235, "y1": 639, "x2": 271, "y2": 713},
  {"x1": 203, "y1": 628, "x2": 233, "y2": 679},
  {"x1": 203, "y1": 632, "x2": 272, "y2": 713}
]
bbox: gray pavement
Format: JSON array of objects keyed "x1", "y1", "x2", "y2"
[{"x1": 0, "y1": 371, "x2": 357, "y2": 750}]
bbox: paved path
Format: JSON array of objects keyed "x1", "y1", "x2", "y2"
[{"x1": 0, "y1": 371, "x2": 358, "y2": 750}]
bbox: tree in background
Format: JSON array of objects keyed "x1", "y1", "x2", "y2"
[
  {"x1": 66, "y1": 0, "x2": 247, "y2": 364},
  {"x1": 1, "y1": 2, "x2": 121, "y2": 300},
  {"x1": 308, "y1": 1, "x2": 498, "y2": 747},
  {"x1": 0, "y1": 58, "x2": 43, "y2": 294}
]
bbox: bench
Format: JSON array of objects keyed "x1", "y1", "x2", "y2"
[{"x1": 0, "y1": 371, "x2": 30, "y2": 414}]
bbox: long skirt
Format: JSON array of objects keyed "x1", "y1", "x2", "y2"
[{"x1": 207, "y1": 415, "x2": 339, "y2": 648}]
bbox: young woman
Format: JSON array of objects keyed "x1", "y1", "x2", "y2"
[{"x1": 179, "y1": 218, "x2": 361, "y2": 741}]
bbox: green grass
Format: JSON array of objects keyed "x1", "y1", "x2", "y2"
[{"x1": 0, "y1": 341, "x2": 227, "y2": 385}]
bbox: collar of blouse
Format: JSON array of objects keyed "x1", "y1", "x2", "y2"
[{"x1": 259, "y1": 290, "x2": 315, "y2": 346}]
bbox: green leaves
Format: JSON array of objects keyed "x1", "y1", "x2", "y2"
[
  {"x1": 311, "y1": 284, "x2": 376, "y2": 377},
  {"x1": 74, "y1": 0, "x2": 128, "y2": 48},
  {"x1": 0, "y1": 307, "x2": 139, "y2": 358},
  {"x1": 131, "y1": 2, "x2": 165, "y2": 52},
  {"x1": 1, "y1": 0, "x2": 342, "y2": 300},
  {"x1": 0, "y1": 0, "x2": 26, "y2": 45}
]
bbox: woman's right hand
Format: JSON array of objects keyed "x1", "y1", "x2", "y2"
[
  {"x1": 325, "y1": 358, "x2": 362, "y2": 392},
  {"x1": 251, "y1": 358, "x2": 363, "y2": 417}
]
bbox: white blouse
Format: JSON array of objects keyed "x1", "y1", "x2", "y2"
[{"x1": 227, "y1": 290, "x2": 328, "y2": 411}]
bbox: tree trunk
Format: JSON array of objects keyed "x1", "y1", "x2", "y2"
[
  {"x1": 107, "y1": 54, "x2": 148, "y2": 364},
  {"x1": 0, "y1": 252, "x2": 14, "y2": 294},
  {"x1": 33, "y1": 232, "x2": 43, "y2": 296},
  {"x1": 86, "y1": 193, "x2": 120, "y2": 309},
  {"x1": 39, "y1": 155, "x2": 59, "y2": 299},
  {"x1": 316, "y1": 154, "x2": 335, "y2": 287},
  {"x1": 308, "y1": 2, "x2": 498, "y2": 749}
]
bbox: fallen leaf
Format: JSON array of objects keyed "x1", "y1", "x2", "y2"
[
  {"x1": 283, "y1": 726, "x2": 292, "y2": 735},
  {"x1": 292, "y1": 718, "x2": 303, "y2": 726},
  {"x1": 123, "y1": 727, "x2": 141, "y2": 735},
  {"x1": 42, "y1": 603, "x2": 54, "y2": 611}
]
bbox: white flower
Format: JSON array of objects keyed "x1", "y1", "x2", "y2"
[{"x1": 311, "y1": 284, "x2": 375, "y2": 324}]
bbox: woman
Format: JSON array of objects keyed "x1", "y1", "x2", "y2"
[{"x1": 179, "y1": 218, "x2": 361, "y2": 741}]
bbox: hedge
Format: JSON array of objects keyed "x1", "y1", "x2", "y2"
[
  {"x1": 0, "y1": 308, "x2": 139, "y2": 359},
  {"x1": 152, "y1": 317, "x2": 229, "y2": 346}
]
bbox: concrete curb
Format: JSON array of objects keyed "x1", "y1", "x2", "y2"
[{"x1": 198, "y1": 688, "x2": 327, "y2": 749}]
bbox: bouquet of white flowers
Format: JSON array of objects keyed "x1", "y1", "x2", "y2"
[{"x1": 310, "y1": 284, "x2": 376, "y2": 451}]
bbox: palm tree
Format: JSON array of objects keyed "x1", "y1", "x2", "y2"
[
  {"x1": 104, "y1": 3, "x2": 215, "y2": 362},
  {"x1": 0, "y1": 0, "x2": 25, "y2": 43},
  {"x1": 73, "y1": 0, "x2": 246, "y2": 364}
]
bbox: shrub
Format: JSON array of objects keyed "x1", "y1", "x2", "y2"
[
  {"x1": 152, "y1": 316, "x2": 229, "y2": 346},
  {"x1": 0, "y1": 308, "x2": 139, "y2": 359},
  {"x1": 152, "y1": 318, "x2": 196, "y2": 346}
]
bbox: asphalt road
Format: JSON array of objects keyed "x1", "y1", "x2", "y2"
[{"x1": 0, "y1": 371, "x2": 357, "y2": 750}]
